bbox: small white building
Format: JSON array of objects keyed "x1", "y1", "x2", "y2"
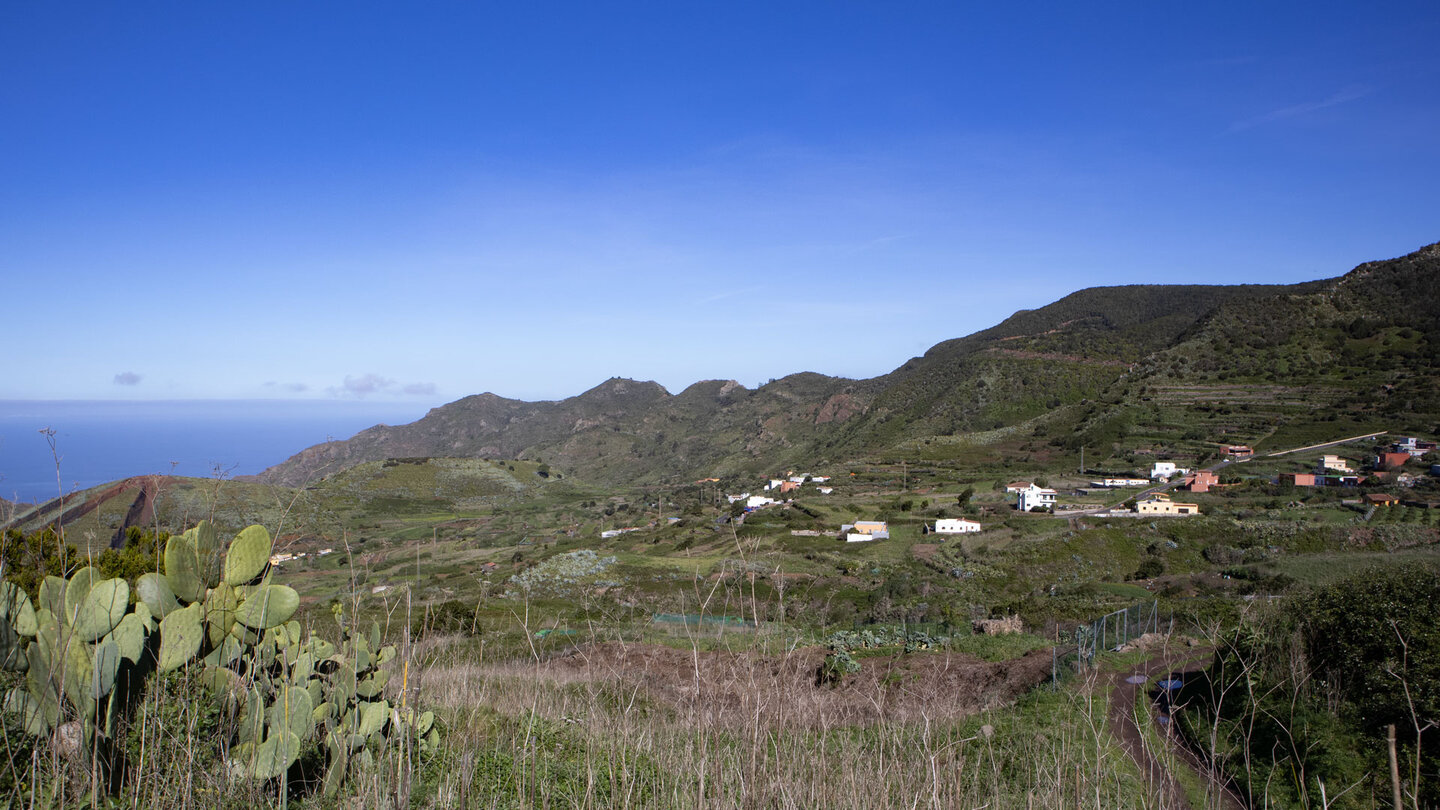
[
  {"x1": 788, "y1": 476, "x2": 807, "y2": 484},
  {"x1": 726, "y1": 492, "x2": 750, "y2": 504},
  {"x1": 1150, "y1": 462, "x2": 1188, "y2": 480},
  {"x1": 934, "y1": 518, "x2": 981, "y2": 534},
  {"x1": 746, "y1": 495, "x2": 778, "y2": 509},
  {"x1": 1097, "y1": 478, "x2": 1150, "y2": 488},
  {"x1": 817, "y1": 486, "x2": 834, "y2": 495},
  {"x1": 811, "y1": 476, "x2": 830, "y2": 483},
  {"x1": 1017, "y1": 484, "x2": 1057, "y2": 512},
  {"x1": 765, "y1": 479, "x2": 784, "y2": 491},
  {"x1": 1319, "y1": 455, "x2": 1354, "y2": 473}
]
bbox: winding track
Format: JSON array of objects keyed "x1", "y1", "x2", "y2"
[{"x1": 1107, "y1": 649, "x2": 1245, "y2": 810}]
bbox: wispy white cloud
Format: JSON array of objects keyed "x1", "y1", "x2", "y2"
[
  {"x1": 264, "y1": 381, "x2": 309, "y2": 393},
  {"x1": 113, "y1": 371, "x2": 142, "y2": 386},
  {"x1": 327, "y1": 374, "x2": 437, "y2": 398},
  {"x1": 1228, "y1": 84, "x2": 1372, "y2": 133}
]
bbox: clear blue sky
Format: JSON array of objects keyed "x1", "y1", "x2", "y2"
[{"x1": 4, "y1": 2, "x2": 1438, "y2": 405}]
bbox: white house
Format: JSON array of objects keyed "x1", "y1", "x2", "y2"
[
  {"x1": 726, "y1": 492, "x2": 750, "y2": 504},
  {"x1": 788, "y1": 476, "x2": 807, "y2": 484},
  {"x1": 1319, "y1": 455, "x2": 1353, "y2": 473},
  {"x1": 817, "y1": 487, "x2": 834, "y2": 495},
  {"x1": 811, "y1": 476, "x2": 831, "y2": 483},
  {"x1": 1097, "y1": 478, "x2": 1150, "y2": 488},
  {"x1": 1017, "y1": 484, "x2": 1057, "y2": 512},
  {"x1": 746, "y1": 495, "x2": 778, "y2": 509},
  {"x1": 1150, "y1": 462, "x2": 1188, "y2": 480},
  {"x1": 765, "y1": 479, "x2": 784, "y2": 491},
  {"x1": 934, "y1": 518, "x2": 981, "y2": 534}
]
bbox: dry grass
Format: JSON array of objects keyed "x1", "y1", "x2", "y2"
[{"x1": 414, "y1": 634, "x2": 1152, "y2": 810}]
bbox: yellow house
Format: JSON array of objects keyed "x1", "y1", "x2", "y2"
[
  {"x1": 852, "y1": 520, "x2": 887, "y2": 534},
  {"x1": 1136, "y1": 493, "x2": 1200, "y2": 516}
]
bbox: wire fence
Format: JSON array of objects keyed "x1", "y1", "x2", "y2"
[{"x1": 1048, "y1": 600, "x2": 1175, "y2": 686}]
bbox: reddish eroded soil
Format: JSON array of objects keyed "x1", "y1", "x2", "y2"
[{"x1": 539, "y1": 641, "x2": 1055, "y2": 730}]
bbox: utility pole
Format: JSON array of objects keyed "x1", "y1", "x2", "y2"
[{"x1": 1079, "y1": 446, "x2": 1085, "y2": 475}]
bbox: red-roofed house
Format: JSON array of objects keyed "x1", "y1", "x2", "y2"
[
  {"x1": 1376, "y1": 452, "x2": 1411, "y2": 471},
  {"x1": 1181, "y1": 470, "x2": 1220, "y2": 492}
]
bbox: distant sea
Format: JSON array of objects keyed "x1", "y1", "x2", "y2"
[{"x1": 0, "y1": 400, "x2": 432, "y2": 504}]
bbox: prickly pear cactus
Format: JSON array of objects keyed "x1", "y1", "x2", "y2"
[{"x1": 0, "y1": 521, "x2": 440, "y2": 799}]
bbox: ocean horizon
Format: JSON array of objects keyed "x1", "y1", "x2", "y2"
[{"x1": 0, "y1": 399, "x2": 434, "y2": 504}]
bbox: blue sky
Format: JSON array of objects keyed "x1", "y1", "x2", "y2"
[{"x1": 4, "y1": 2, "x2": 1438, "y2": 405}]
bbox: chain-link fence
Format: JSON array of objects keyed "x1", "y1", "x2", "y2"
[
  {"x1": 1048, "y1": 601, "x2": 1174, "y2": 686},
  {"x1": 1076, "y1": 600, "x2": 1171, "y2": 667}
]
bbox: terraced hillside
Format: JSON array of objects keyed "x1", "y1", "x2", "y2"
[{"x1": 246, "y1": 242, "x2": 1440, "y2": 490}]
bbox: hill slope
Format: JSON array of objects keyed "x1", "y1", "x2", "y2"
[{"x1": 255, "y1": 244, "x2": 1438, "y2": 486}]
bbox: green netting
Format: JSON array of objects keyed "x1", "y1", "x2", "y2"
[{"x1": 650, "y1": 613, "x2": 750, "y2": 627}]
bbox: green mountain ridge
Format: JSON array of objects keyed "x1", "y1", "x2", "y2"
[{"x1": 253, "y1": 243, "x2": 1440, "y2": 487}]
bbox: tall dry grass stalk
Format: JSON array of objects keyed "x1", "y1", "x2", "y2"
[{"x1": 417, "y1": 633, "x2": 1153, "y2": 810}]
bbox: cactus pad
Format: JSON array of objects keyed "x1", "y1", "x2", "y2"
[
  {"x1": 224, "y1": 524, "x2": 273, "y2": 586},
  {"x1": 63, "y1": 566, "x2": 99, "y2": 624},
  {"x1": 158, "y1": 604, "x2": 204, "y2": 672},
  {"x1": 108, "y1": 613, "x2": 148, "y2": 665},
  {"x1": 164, "y1": 532, "x2": 204, "y2": 604},
  {"x1": 92, "y1": 639, "x2": 121, "y2": 700},
  {"x1": 137, "y1": 573, "x2": 182, "y2": 619},
  {"x1": 234, "y1": 585, "x2": 299, "y2": 630},
  {"x1": 74, "y1": 578, "x2": 130, "y2": 642},
  {"x1": 0, "y1": 582, "x2": 38, "y2": 637},
  {"x1": 269, "y1": 686, "x2": 315, "y2": 742},
  {"x1": 247, "y1": 728, "x2": 301, "y2": 780}
]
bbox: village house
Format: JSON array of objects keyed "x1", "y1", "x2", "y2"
[
  {"x1": 1016, "y1": 483, "x2": 1058, "y2": 512},
  {"x1": 1135, "y1": 493, "x2": 1200, "y2": 515},
  {"x1": 1375, "y1": 452, "x2": 1411, "y2": 471},
  {"x1": 1319, "y1": 454, "x2": 1354, "y2": 473},
  {"x1": 1004, "y1": 481, "x2": 1033, "y2": 493},
  {"x1": 745, "y1": 495, "x2": 778, "y2": 509},
  {"x1": 1094, "y1": 477, "x2": 1150, "y2": 488},
  {"x1": 817, "y1": 487, "x2": 834, "y2": 495},
  {"x1": 778, "y1": 481, "x2": 801, "y2": 494},
  {"x1": 1180, "y1": 470, "x2": 1219, "y2": 492},
  {"x1": 1365, "y1": 493, "x2": 1400, "y2": 507},
  {"x1": 765, "y1": 479, "x2": 785, "y2": 491},
  {"x1": 933, "y1": 518, "x2": 981, "y2": 534},
  {"x1": 1282, "y1": 472, "x2": 1361, "y2": 487},
  {"x1": 1150, "y1": 462, "x2": 1188, "y2": 480},
  {"x1": 1394, "y1": 437, "x2": 1437, "y2": 458},
  {"x1": 841, "y1": 520, "x2": 890, "y2": 542},
  {"x1": 1224, "y1": 445, "x2": 1254, "y2": 460}
]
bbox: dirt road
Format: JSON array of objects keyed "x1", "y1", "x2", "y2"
[{"x1": 1107, "y1": 649, "x2": 1245, "y2": 810}]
